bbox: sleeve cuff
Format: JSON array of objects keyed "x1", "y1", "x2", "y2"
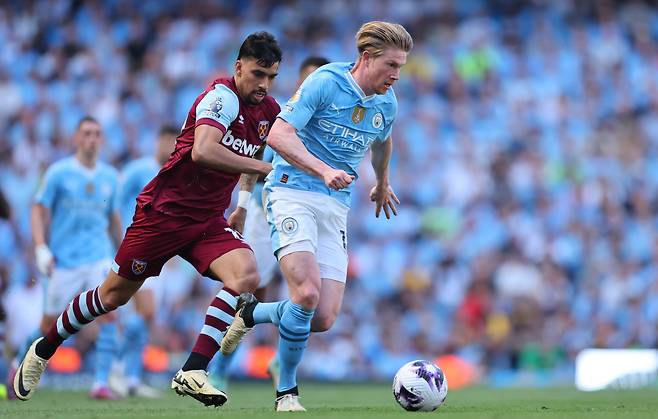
[{"x1": 196, "y1": 118, "x2": 227, "y2": 133}]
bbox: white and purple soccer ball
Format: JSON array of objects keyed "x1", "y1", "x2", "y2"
[{"x1": 392, "y1": 360, "x2": 448, "y2": 412}]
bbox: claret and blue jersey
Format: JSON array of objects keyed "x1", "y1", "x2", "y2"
[
  {"x1": 34, "y1": 156, "x2": 119, "y2": 269},
  {"x1": 266, "y1": 62, "x2": 397, "y2": 207}
]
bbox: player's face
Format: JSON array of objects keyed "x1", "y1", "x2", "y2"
[
  {"x1": 296, "y1": 65, "x2": 320, "y2": 89},
  {"x1": 235, "y1": 58, "x2": 279, "y2": 105},
  {"x1": 75, "y1": 121, "x2": 103, "y2": 159},
  {"x1": 364, "y1": 48, "x2": 407, "y2": 95},
  {"x1": 156, "y1": 133, "x2": 177, "y2": 166}
]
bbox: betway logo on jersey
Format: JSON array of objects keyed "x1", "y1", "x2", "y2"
[
  {"x1": 318, "y1": 119, "x2": 376, "y2": 147},
  {"x1": 221, "y1": 129, "x2": 261, "y2": 156}
]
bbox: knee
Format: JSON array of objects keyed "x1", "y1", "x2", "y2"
[
  {"x1": 292, "y1": 283, "x2": 320, "y2": 310},
  {"x1": 311, "y1": 312, "x2": 337, "y2": 332},
  {"x1": 233, "y1": 265, "x2": 260, "y2": 293}
]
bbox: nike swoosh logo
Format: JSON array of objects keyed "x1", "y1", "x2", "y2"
[
  {"x1": 191, "y1": 378, "x2": 204, "y2": 388},
  {"x1": 16, "y1": 364, "x2": 30, "y2": 399}
]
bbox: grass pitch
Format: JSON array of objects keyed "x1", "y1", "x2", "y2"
[{"x1": 1, "y1": 382, "x2": 657, "y2": 418}]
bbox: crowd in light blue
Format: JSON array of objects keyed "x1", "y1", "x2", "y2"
[{"x1": 2, "y1": 0, "x2": 658, "y2": 384}]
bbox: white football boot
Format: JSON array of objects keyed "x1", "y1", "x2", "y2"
[
  {"x1": 171, "y1": 369, "x2": 227, "y2": 407},
  {"x1": 13, "y1": 338, "x2": 49, "y2": 401}
]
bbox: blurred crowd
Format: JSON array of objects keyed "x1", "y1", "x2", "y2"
[{"x1": 2, "y1": 0, "x2": 658, "y2": 384}]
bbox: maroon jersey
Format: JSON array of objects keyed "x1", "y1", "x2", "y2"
[{"x1": 138, "y1": 77, "x2": 280, "y2": 221}]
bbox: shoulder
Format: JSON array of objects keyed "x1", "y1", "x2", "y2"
[
  {"x1": 45, "y1": 156, "x2": 75, "y2": 178},
  {"x1": 200, "y1": 80, "x2": 240, "y2": 108}
]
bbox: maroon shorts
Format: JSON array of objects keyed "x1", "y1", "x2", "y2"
[{"x1": 113, "y1": 204, "x2": 252, "y2": 280}]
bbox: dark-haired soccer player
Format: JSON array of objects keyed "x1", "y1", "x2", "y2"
[{"x1": 14, "y1": 32, "x2": 281, "y2": 408}]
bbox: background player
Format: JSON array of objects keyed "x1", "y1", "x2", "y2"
[
  {"x1": 220, "y1": 21, "x2": 413, "y2": 411},
  {"x1": 114, "y1": 125, "x2": 178, "y2": 397},
  {"x1": 208, "y1": 56, "x2": 330, "y2": 390},
  {"x1": 13, "y1": 32, "x2": 281, "y2": 408},
  {"x1": 14, "y1": 116, "x2": 123, "y2": 400}
]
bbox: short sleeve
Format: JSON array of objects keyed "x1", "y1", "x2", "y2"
[
  {"x1": 278, "y1": 73, "x2": 332, "y2": 131},
  {"x1": 195, "y1": 84, "x2": 240, "y2": 131},
  {"x1": 34, "y1": 166, "x2": 59, "y2": 209},
  {"x1": 380, "y1": 97, "x2": 398, "y2": 141}
]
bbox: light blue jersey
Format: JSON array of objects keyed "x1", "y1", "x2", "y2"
[
  {"x1": 266, "y1": 62, "x2": 397, "y2": 207},
  {"x1": 34, "y1": 156, "x2": 120, "y2": 269},
  {"x1": 118, "y1": 156, "x2": 160, "y2": 228}
]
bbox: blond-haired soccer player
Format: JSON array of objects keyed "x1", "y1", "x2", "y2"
[{"x1": 221, "y1": 21, "x2": 412, "y2": 411}]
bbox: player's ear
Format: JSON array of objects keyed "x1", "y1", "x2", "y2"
[
  {"x1": 235, "y1": 60, "x2": 242, "y2": 77},
  {"x1": 362, "y1": 50, "x2": 371, "y2": 67}
]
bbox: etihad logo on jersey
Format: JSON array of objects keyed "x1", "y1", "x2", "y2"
[
  {"x1": 221, "y1": 129, "x2": 261, "y2": 156},
  {"x1": 318, "y1": 119, "x2": 376, "y2": 147}
]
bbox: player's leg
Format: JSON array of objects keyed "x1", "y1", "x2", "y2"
[
  {"x1": 172, "y1": 235, "x2": 257, "y2": 407},
  {"x1": 87, "y1": 259, "x2": 122, "y2": 400},
  {"x1": 13, "y1": 270, "x2": 143, "y2": 401},
  {"x1": 208, "y1": 204, "x2": 279, "y2": 389},
  {"x1": 272, "y1": 250, "x2": 319, "y2": 412},
  {"x1": 123, "y1": 286, "x2": 159, "y2": 397}
]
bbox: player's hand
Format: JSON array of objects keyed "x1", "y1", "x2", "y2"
[
  {"x1": 258, "y1": 161, "x2": 273, "y2": 176},
  {"x1": 370, "y1": 183, "x2": 400, "y2": 219},
  {"x1": 227, "y1": 207, "x2": 247, "y2": 234},
  {"x1": 322, "y1": 168, "x2": 355, "y2": 190},
  {"x1": 35, "y1": 244, "x2": 54, "y2": 276}
]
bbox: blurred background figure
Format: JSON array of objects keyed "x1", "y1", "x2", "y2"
[
  {"x1": 1, "y1": 0, "x2": 658, "y2": 389},
  {"x1": 112, "y1": 125, "x2": 177, "y2": 398},
  {"x1": 9, "y1": 117, "x2": 122, "y2": 400}
]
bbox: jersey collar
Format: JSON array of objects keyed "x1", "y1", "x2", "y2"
[{"x1": 345, "y1": 66, "x2": 376, "y2": 102}]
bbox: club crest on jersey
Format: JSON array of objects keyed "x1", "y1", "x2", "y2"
[
  {"x1": 352, "y1": 106, "x2": 366, "y2": 124},
  {"x1": 131, "y1": 259, "x2": 147, "y2": 275},
  {"x1": 289, "y1": 87, "x2": 302, "y2": 104},
  {"x1": 258, "y1": 120, "x2": 270, "y2": 140},
  {"x1": 372, "y1": 112, "x2": 383, "y2": 129}
]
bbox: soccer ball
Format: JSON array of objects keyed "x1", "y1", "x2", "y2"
[{"x1": 392, "y1": 360, "x2": 448, "y2": 411}]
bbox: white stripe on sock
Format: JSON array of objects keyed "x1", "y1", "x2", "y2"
[
  {"x1": 56, "y1": 315, "x2": 72, "y2": 339},
  {"x1": 79, "y1": 291, "x2": 94, "y2": 321},
  {"x1": 207, "y1": 306, "x2": 235, "y2": 325},
  {"x1": 200, "y1": 324, "x2": 224, "y2": 345},
  {"x1": 66, "y1": 304, "x2": 84, "y2": 329},
  {"x1": 217, "y1": 290, "x2": 237, "y2": 308}
]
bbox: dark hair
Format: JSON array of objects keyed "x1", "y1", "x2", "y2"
[
  {"x1": 299, "y1": 56, "x2": 329, "y2": 73},
  {"x1": 158, "y1": 124, "x2": 179, "y2": 137},
  {"x1": 76, "y1": 115, "x2": 99, "y2": 130},
  {"x1": 237, "y1": 32, "x2": 282, "y2": 68}
]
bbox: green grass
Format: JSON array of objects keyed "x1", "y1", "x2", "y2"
[{"x1": 1, "y1": 382, "x2": 657, "y2": 418}]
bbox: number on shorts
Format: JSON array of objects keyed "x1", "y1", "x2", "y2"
[{"x1": 225, "y1": 227, "x2": 246, "y2": 242}]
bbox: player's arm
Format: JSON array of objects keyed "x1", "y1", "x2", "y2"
[
  {"x1": 191, "y1": 126, "x2": 271, "y2": 175},
  {"x1": 31, "y1": 203, "x2": 54, "y2": 275},
  {"x1": 267, "y1": 119, "x2": 354, "y2": 190},
  {"x1": 369, "y1": 136, "x2": 399, "y2": 219},
  {"x1": 226, "y1": 146, "x2": 265, "y2": 233}
]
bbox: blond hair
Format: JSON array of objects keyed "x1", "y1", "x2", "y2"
[{"x1": 355, "y1": 21, "x2": 413, "y2": 57}]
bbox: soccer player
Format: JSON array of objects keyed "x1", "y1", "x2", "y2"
[
  {"x1": 22, "y1": 116, "x2": 123, "y2": 400},
  {"x1": 115, "y1": 125, "x2": 177, "y2": 397},
  {"x1": 208, "y1": 56, "x2": 330, "y2": 390},
  {"x1": 13, "y1": 32, "x2": 281, "y2": 408},
  {"x1": 220, "y1": 21, "x2": 413, "y2": 411}
]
